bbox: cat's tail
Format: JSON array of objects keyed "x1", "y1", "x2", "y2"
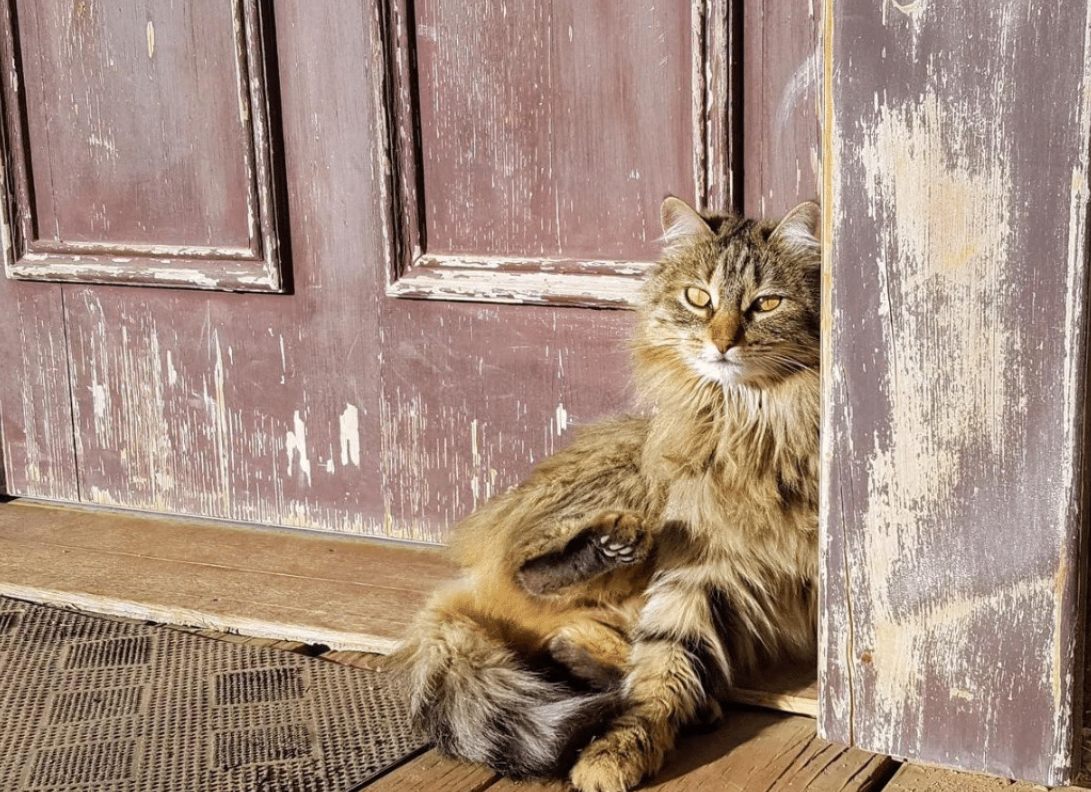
[{"x1": 390, "y1": 604, "x2": 618, "y2": 779}]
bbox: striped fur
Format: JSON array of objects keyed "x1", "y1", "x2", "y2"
[{"x1": 391, "y1": 198, "x2": 822, "y2": 790}]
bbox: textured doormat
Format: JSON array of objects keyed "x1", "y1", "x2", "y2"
[{"x1": 0, "y1": 598, "x2": 425, "y2": 792}]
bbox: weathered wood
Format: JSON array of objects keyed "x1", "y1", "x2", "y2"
[
  {"x1": 732, "y1": 659, "x2": 819, "y2": 719},
  {"x1": 819, "y1": 0, "x2": 1091, "y2": 784},
  {"x1": 49, "y1": 0, "x2": 393, "y2": 532},
  {"x1": 320, "y1": 650, "x2": 389, "y2": 672},
  {"x1": 363, "y1": 749, "x2": 497, "y2": 792},
  {"x1": 379, "y1": 0, "x2": 731, "y2": 308},
  {"x1": 487, "y1": 709, "x2": 896, "y2": 792},
  {"x1": 1, "y1": 0, "x2": 283, "y2": 290},
  {"x1": 0, "y1": 280, "x2": 77, "y2": 500},
  {"x1": 742, "y1": 0, "x2": 821, "y2": 218},
  {"x1": 881, "y1": 764, "x2": 1049, "y2": 792},
  {"x1": 0, "y1": 499, "x2": 454, "y2": 652}
]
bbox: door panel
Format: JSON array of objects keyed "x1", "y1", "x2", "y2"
[
  {"x1": 414, "y1": 0, "x2": 692, "y2": 261},
  {"x1": 0, "y1": 279, "x2": 77, "y2": 500},
  {"x1": 383, "y1": 0, "x2": 738, "y2": 308},
  {"x1": 2, "y1": 0, "x2": 283, "y2": 291}
]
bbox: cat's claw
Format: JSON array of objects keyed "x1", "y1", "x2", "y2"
[
  {"x1": 598, "y1": 535, "x2": 638, "y2": 562},
  {"x1": 589, "y1": 512, "x2": 651, "y2": 566}
]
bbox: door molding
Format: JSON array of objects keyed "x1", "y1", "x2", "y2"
[
  {"x1": 0, "y1": 0, "x2": 285, "y2": 292},
  {"x1": 374, "y1": 0, "x2": 740, "y2": 309}
]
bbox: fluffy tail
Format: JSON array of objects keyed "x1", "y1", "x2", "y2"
[{"x1": 391, "y1": 611, "x2": 618, "y2": 779}]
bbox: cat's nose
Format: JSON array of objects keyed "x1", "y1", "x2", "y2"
[{"x1": 712, "y1": 338, "x2": 734, "y2": 355}]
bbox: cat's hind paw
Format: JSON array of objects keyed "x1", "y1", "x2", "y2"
[{"x1": 590, "y1": 512, "x2": 651, "y2": 566}]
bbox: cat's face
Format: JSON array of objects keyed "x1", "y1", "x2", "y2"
[{"x1": 637, "y1": 198, "x2": 821, "y2": 391}]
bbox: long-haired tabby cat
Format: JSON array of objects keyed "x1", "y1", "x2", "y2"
[{"x1": 392, "y1": 196, "x2": 821, "y2": 792}]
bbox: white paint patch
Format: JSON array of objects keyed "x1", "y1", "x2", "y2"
[
  {"x1": 91, "y1": 382, "x2": 109, "y2": 421},
  {"x1": 890, "y1": 0, "x2": 926, "y2": 19},
  {"x1": 279, "y1": 335, "x2": 287, "y2": 384},
  {"x1": 339, "y1": 404, "x2": 361, "y2": 467},
  {"x1": 469, "y1": 418, "x2": 484, "y2": 504},
  {"x1": 165, "y1": 349, "x2": 178, "y2": 387},
  {"x1": 146, "y1": 21, "x2": 155, "y2": 59},
  {"x1": 211, "y1": 333, "x2": 232, "y2": 509},
  {"x1": 286, "y1": 410, "x2": 312, "y2": 487},
  {"x1": 554, "y1": 403, "x2": 569, "y2": 436},
  {"x1": 88, "y1": 133, "x2": 118, "y2": 158}
]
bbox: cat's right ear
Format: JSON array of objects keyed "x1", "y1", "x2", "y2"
[{"x1": 661, "y1": 196, "x2": 713, "y2": 247}]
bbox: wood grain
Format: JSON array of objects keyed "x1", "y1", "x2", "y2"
[
  {"x1": 411, "y1": 0, "x2": 692, "y2": 262},
  {"x1": 881, "y1": 764, "x2": 1052, "y2": 792},
  {"x1": 742, "y1": 0, "x2": 821, "y2": 218},
  {"x1": 819, "y1": 0, "x2": 1091, "y2": 785},
  {"x1": 487, "y1": 709, "x2": 896, "y2": 792},
  {"x1": 0, "y1": 499, "x2": 454, "y2": 652},
  {"x1": 364, "y1": 749, "x2": 497, "y2": 792},
  {"x1": 0, "y1": 280, "x2": 77, "y2": 500}
]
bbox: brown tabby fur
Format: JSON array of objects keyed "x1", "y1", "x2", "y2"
[{"x1": 391, "y1": 197, "x2": 821, "y2": 792}]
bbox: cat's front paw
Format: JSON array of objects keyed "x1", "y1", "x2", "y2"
[
  {"x1": 589, "y1": 512, "x2": 651, "y2": 566},
  {"x1": 569, "y1": 724, "x2": 659, "y2": 792}
]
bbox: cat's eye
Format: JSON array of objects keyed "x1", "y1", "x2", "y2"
[
  {"x1": 685, "y1": 287, "x2": 711, "y2": 308},
  {"x1": 753, "y1": 296, "x2": 782, "y2": 313}
]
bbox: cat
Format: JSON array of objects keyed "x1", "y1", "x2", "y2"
[{"x1": 390, "y1": 196, "x2": 822, "y2": 792}]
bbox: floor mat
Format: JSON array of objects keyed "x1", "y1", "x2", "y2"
[{"x1": 0, "y1": 598, "x2": 425, "y2": 792}]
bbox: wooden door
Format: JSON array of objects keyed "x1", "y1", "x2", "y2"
[
  {"x1": 0, "y1": 0, "x2": 820, "y2": 542},
  {"x1": 820, "y1": 0, "x2": 1091, "y2": 785}
]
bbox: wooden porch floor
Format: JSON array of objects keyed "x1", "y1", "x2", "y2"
[
  {"x1": 2, "y1": 498, "x2": 1087, "y2": 792},
  {"x1": 218, "y1": 628, "x2": 1084, "y2": 792}
]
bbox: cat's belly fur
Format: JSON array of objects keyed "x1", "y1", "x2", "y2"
[{"x1": 643, "y1": 466, "x2": 819, "y2": 670}]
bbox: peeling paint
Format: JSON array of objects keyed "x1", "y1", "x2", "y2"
[
  {"x1": 285, "y1": 410, "x2": 312, "y2": 487},
  {"x1": 554, "y1": 402, "x2": 569, "y2": 436},
  {"x1": 339, "y1": 404, "x2": 361, "y2": 467},
  {"x1": 91, "y1": 382, "x2": 109, "y2": 422},
  {"x1": 855, "y1": 89, "x2": 1023, "y2": 736}
]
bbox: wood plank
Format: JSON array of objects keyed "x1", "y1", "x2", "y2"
[
  {"x1": 0, "y1": 499, "x2": 454, "y2": 652},
  {"x1": 0, "y1": 281, "x2": 78, "y2": 500},
  {"x1": 819, "y1": 0, "x2": 1091, "y2": 785},
  {"x1": 320, "y1": 650, "x2": 389, "y2": 672},
  {"x1": 363, "y1": 749, "x2": 497, "y2": 792},
  {"x1": 488, "y1": 709, "x2": 895, "y2": 792},
  {"x1": 742, "y1": 0, "x2": 821, "y2": 218},
  {"x1": 880, "y1": 763, "x2": 1052, "y2": 792},
  {"x1": 732, "y1": 659, "x2": 819, "y2": 718}
]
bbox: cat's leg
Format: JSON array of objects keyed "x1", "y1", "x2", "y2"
[
  {"x1": 546, "y1": 618, "x2": 631, "y2": 689},
  {"x1": 515, "y1": 511, "x2": 652, "y2": 597},
  {"x1": 568, "y1": 570, "x2": 737, "y2": 792}
]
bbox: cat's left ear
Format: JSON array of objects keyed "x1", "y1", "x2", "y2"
[
  {"x1": 661, "y1": 196, "x2": 713, "y2": 247},
  {"x1": 770, "y1": 201, "x2": 821, "y2": 253}
]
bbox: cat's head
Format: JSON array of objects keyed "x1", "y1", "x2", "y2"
[{"x1": 635, "y1": 196, "x2": 821, "y2": 394}]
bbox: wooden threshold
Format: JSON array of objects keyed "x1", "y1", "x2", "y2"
[
  {"x1": 0, "y1": 498, "x2": 816, "y2": 715},
  {"x1": 0, "y1": 498, "x2": 452, "y2": 653}
]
